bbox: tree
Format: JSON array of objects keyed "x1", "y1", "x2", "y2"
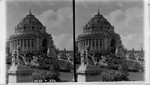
[{"x1": 37, "y1": 54, "x2": 60, "y2": 81}]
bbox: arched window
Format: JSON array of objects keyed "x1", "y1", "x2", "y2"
[
  {"x1": 42, "y1": 39, "x2": 47, "y2": 53},
  {"x1": 110, "y1": 39, "x2": 116, "y2": 53},
  {"x1": 32, "y1": 26, "x2": 34, "y2": 30},
  {"x1": 24, "y1": 27, "x2": 26, "y2": 30},
  {"x1": 111, "y1": 39, "x2": 115, "y2": 47},
  {"x1": 100, "y1": 26, "x2": 103, "y2": 30}
]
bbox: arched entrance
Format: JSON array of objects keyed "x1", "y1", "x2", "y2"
[
  {"x1": 42, "y1": 39, "x2": 48, "y2": 53},
  {"x1": 110, "y1": 39, "x2": 116, "y2": 53}
]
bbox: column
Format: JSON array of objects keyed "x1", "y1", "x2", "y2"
[
  {"x1": 85, "y1": 39, "x2": 87, "y2": 49},
  {"x1": 36, "y1": 38, "x2": 39, "y2": 50},
  {"x1": 17, "y1": 40, "x2": 19, "y2": 46},
  {"x1": 88, "y1": 39, "x2": 89, "y2": 46},
  {"x1": 85, "y1": 39, "x2": 87, "y2": 48},
  {"x1": 94, "y1": 39, "x2": 96, "y2": 50},
  {"x1": 11, "y1": 41, "x2": 12, "y2": 51},
  {"x1": 20, "y1": 39, "x2": 22, "y2": 48},
  {"x1": 17, "y1": 40, "x2": 18, "y2": 46},
  {"x1": 14, "y1": 40, "x2": 15, "y2": 49},
  {"x1": 82, "y1": 40, "x2": 84, "y2": 49},
  {"x1": 19, "y1": 39, "x2": 21, "y2": 47},
  {"x1": 87, "y1": 39, "x2": 88, "y2": 46},
  {"x1": 18, "y1": 40, "x2": 19, "y2": 47},
  {"x1": 34, "y1": 39, "x2": 36, "y2": 50},
  {"x1": 86, "y1": 39, "x2": 88, "y2": 47},
  {"x1": 30, "y1": 39, "x2": 32, "y2": 49},
  {"x1": 22, "y1": 39, "x2": 24, "y2": 50},
  {"x1": 9, "y1": 41, "x2": 11, "y2": 52},
  {"x1": 89, "y1": 39, "x2": 91, "y2": 49},
  {"x1": 80, "y1": 40, "x2": 82, "y2": 50},
  {"x1": 27, "y1": 39, "x2": 29, "y2": 50},
  {"x1": 98, "y1": 39, "x2": 100, "y2": 49},
  {"x1": 79, "y1": 40, "x2": 82, "y2": 50},
  {"x1": 84, "y1": 40, "x2": 86, "y2": 49},
  {"x1": 31, "y1": 39, "x2": 33, "y2": 50},
  {"x1": 104, "y1": 38, "x2": 107, "y2": 50},
  {"x1": 24, "y1": 39, "x2": 26, "y2": 50},
  {"x1": 33, "y1": 39, "x2": 34, "y2": 50},
  {"x1": 82, "y1": 40, "x2": 84, "y2": 50},
  {"x1": 78, "y1": 40, "x2": 80, "y2": 50},
  {"x1": 13, "y1": 40, "x2": 14, "y2": 51},
  {"x1": 102, "y1": 39, "x2": 104, "y2": 49},
  {"x1": 96, "y1": 39, "x2": 98, "y2": 49},
  {"x1": 26, "y1": 39, "x2": 27, "y2": 50},
  {"x1": 92, "y1": 39, "x2": 94, "y2": 50},
  {"x1": 91, "y1": 39, "x2": 93, "y2": 50}
]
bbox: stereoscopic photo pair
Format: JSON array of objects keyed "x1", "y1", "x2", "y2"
[{"x1": 1, "y1": 0, "x2": 148, "y2": 84}]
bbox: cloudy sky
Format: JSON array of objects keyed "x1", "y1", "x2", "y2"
[
  {"x1": 75, "y1": 0, "x2": 144, "y2": 50},
  {"x1": 6, "y1": 0, "x2": 73, "y2": 50},
  {"x1": 6, "y1": 0, "x2": 144, "y2": 50}
]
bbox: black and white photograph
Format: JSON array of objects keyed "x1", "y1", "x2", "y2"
[
  {"x1": 75, "y1": 0, "x2": 145, "y2": 82},
  {"x1": 6, "y1": 0, "x2": 74, "y2": 83},
  {"x1": 0, "y1": 0, "x2": 149, "y2": 84}
]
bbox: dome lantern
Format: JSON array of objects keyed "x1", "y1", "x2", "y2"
[
  {"x1": 97, "y1": 9, "x2": 100, "y2": 15},
  {"x1": 29, "y1": 9, "x2": 32, "y2": 15}
]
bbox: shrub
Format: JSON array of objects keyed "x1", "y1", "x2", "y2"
[
  {"x1": 58, "y1": 60, "x2": 73, "y2": 72},
  {"x1": 101, "y1": 71, "x2": 130, "y2": 81},
  {"x1": 126, "y1": 60, "x2": 143, "y2": 72}
]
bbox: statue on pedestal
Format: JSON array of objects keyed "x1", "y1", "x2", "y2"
[
  {"x1": 11, "y1": 46, "x2": 27, "y2": 66},
  {"x1": 77, "y1": 45, "x2": 102, "y2": 82}
]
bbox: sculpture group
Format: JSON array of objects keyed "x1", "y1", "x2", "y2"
[
  {"x1": 80, "y1": 44, "x2": 125, "y2": 66},
  {"x1": 11, "y1": 46, "x2": 27, "y2": 66},
  {"x1": 80, "y1": 45, "x2": 96, "y2": 65}
]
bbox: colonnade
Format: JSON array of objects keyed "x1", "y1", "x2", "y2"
[
  {"x1": 9, "y1": 39, "x2": 37, "y2": 52},
  {"x1": 78, "y1": 39, "x2": 104, "y2": 50}
]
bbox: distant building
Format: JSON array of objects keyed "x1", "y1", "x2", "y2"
[
  {"x1": 77, "y1": 10, "x2": 124, "y2": 57},
  {"x1": 126, "y1": 48, "x2": 144, "y2": 63},
  {"x1": 8, "y1": 10, "x2": 55, "y2": 56},
  {"x1": 58, "y1": 48, "x2": 73, "y2": 61}
]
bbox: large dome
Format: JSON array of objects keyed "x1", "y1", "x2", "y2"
[
  {"x1": 83, "y1": 10, "x2": 114, "y2": 33},
  {"x1": 17, "y1": 10, "x2": 43, "y2": 28},
  {"x1": 15, "y1": 10, "x2": 46, "y2": 34}
]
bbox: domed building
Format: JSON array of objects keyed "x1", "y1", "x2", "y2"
[
  {"x1": 77, "y1": 10, "x2": 124, "y2": 57},
  {"x1": 8, "y1": 10, "x2": 55, "y2": 56}
]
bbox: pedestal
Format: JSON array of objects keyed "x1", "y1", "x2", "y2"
[
  {"x1": 8, "y1": 65, "x2": 34, "y2": 83},
  {"x1": 77, "y1": 64, "x2": 103, "y2": 82}
]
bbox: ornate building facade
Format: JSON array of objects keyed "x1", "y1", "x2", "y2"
[
  {"x1": 8, "y1": 10, "x2": 55, "y2": 56},
  {"x1": 77, "y1": 10, "x2": 124, "y2": 56}
]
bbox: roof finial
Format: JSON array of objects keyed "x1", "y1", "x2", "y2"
[
  {"x1": 98, "y1": 9, "x2": 100, "y2": 15},
  {"x1": 29, "y1": 9, "x2": 32, "y2": 15}
]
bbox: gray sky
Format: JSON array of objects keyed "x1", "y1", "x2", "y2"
[
  {"x1": 6, "y1": 0, "x2": 144, "y2": 50},
  {"x1": 75, "y1": 0, "x2": 144, "y2": 50},
  {"x1": 6, "y1": 0, "x2": 73, "y2": 50}
]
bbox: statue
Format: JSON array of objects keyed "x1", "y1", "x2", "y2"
[
  {"x1": 47, "y1": 40, "x2": 57, "y2": 58},
  {"x1": 11, "y1": 46, "x2": 27, "y2": 66},
  {"x1": 80, "y1": 45, "x2": 96, "y2": 65},
  {"x1": 115, "y1": 40, "x2": 125, "y2": 57},
  {"x1": 80, "y1": 50, "x2": 86, "y2": 65}
]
